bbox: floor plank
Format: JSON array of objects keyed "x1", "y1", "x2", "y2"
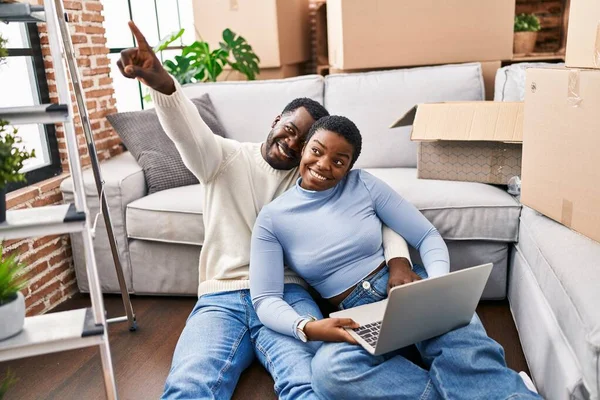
[{"x1": 0, "y1": 295, "x2": 528, "y2": 399}]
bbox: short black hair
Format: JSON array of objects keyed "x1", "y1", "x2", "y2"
[
  {"x1": 281, "y1": 97, "x2": 329, "y2": 122},
  {"x1": 306, "y1": 115, "x2": 362, "y2": 169}
]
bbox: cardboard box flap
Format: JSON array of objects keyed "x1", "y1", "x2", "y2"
[{"x1": 392, "y1": 102, "x2": 524, "y2": 143}]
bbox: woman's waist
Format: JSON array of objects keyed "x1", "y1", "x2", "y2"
[{"x1": 327, "y1": 260, "x2": 387, "y2": 307}]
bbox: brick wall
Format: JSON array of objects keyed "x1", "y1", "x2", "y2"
[{"x1": 4, "y1": 0, "x2": 121, "y2": 316}]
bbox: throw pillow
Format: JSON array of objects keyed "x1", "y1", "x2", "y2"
[{"x1": 107, "y1": 93, "x2": 226, "y2": 194}]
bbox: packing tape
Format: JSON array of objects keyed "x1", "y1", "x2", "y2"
[
  {"x1": 561, "y1": 199, "x2": 573, "y2": 227},
  {"x1": 567, "y1": 69, "x2": 583, "y2": 107},
  {"x1": 230, "y1": 0, "x2": 239, "y2": 11},
  {"x1": 595, "y1": 22, "x2": 600, "y2": 68}
]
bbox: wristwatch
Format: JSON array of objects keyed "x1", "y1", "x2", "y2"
[{"x1": 296, "y1": 315, "x2": 316, "y2": 343}]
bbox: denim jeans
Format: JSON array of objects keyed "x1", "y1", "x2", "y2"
[
  {"x1": 311, "y1": 265, "x2": 541, "y2": 400},
  {"x1": 162, "y1": 284, "x2": 323, "y2": 400}
]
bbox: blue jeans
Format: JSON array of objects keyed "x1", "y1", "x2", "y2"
[
  {"x1": 311, "y1": 265, "x2": 541, "y2": 400},
  {"x1": 162, "y1": 284, "x2": 323, "y2": 400}
]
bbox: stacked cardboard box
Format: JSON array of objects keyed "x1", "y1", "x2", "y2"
[
  {"x1": 325, "y1": 0, "x2": 515, "y2": 98},
  {"x1": 520, "y1": 0, "x2": 600, "y2": 243},
  {"x1": 193, "y1": 0, "x2": 311, "y2": 80}
]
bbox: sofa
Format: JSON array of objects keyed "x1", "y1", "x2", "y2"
[{"x1": 60, "y1": 61, "x2": 599, "y2": 399}]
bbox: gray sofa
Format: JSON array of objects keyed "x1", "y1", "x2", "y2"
[{"x1": 61, "y1": 61, "x2": 599, "y2": 399}]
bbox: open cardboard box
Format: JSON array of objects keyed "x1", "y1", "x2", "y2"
[
  {"x1": 565, "y1": 0, "x2": 600, "y2": 70},
  {"x1": 391, "y1": 102, "x2": 524, "y2": 185}
]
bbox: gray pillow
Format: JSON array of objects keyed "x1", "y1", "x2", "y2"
[{"x1": 107, "y1": 94, "x2": 226, "y2": 194}]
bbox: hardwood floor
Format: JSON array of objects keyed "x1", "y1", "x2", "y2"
[{"x1": 0, "y1": 294, "x2": 528, "y2": 399}]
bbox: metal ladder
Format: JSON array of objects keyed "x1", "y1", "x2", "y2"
[{"x1": 0, "y1": 1, "x2": 138, "y2": 397}]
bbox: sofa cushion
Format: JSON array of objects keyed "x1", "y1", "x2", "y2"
[
  {"x1": 126, "y1": 184, "x2": 204, "y2": 246},
  {"x1": 494, "y1": 62, "x2": 564, "y2": 102},
  {"x1": 517, "y1": 206, "x2": 600, "y2": 399},
  {"x1": 509, "y1": 246, "x2": 587, "y2": 400},
  {"x1": 107, "y1": 94, "x2": 226, "y2": 194},
  {"x1": 182, "y1": 75, "x2": 325, "y2": 144},
  {"x1": 324, "y1": 63, "x2": 485, "y2": 169},
  {"x1": 365, "y1": 168, "x2": 521, "y2": 242}
]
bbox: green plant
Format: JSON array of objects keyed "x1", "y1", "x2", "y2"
[
  {"x1": 157, "y1": 28, "x2": 260, "y2": 84},
  {"x1": 0, "y1": 369, "x2": 18, "y2": 400},
  {"x1": 0, "y1": 120, "x2": 36, "y2": 190},
  {"x1": 0, "y1": 34, "x2": 7, "y2": 65},
  {"x1": 514, "y1": 13, "x2": 541, "y2": 32},
  {"x1": 0, "y1": 242, "x2": 27, "y2": 306}
]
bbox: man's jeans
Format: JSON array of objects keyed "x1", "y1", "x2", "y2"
[
  {"x1": 162, "y1": 284, "x2": 322, "y2": 400},
  {"x1": 312, "y1": 265, "x2": 542, "y2": 400}
]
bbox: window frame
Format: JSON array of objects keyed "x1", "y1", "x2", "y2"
[{"x1": 4, "y1": 22, "x2": 62, "y2": 193}]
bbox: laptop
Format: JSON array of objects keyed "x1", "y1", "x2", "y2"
[{"x1": 330, "y1": 263, "x2": 493, "y2": 356}]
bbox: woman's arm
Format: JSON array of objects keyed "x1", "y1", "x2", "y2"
[
  {"x1": 250, "y1": 211, "x2": 306, "y2": 339},
  {"x1": 360, "y1": 171, "x2": 450, "y2": 278}
]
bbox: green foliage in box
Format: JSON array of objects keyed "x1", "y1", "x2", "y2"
[
  {"x1": 0, "y1": 242, "x2": 27, "y2": 306},
  {"x1": 0, "y1": 121, "x2": 36, "y2": 191}
]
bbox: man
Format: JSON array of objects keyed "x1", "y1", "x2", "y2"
[{"x1": 118, "y1": 22, "x2": 415, "y2": 399}]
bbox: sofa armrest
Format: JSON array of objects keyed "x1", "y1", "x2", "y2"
[{"x1": 60, "y1": 151, "x2": 146, "y2": 293}]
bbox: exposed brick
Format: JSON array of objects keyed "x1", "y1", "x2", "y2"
[
  {"x1": 84, "y1": 2, "x2": 103, "y2": 12},
  {"x1": 63, "y1": 1, "x2": 83, "y2": 10},
  {"x1": 32, "y1": 234, "x2": 61, "y2": 249},
  {"x1": 26, "y1": 301, "x2": 46, "y2": 316},
  {"x1": 6, "y1": 187, "x2": 39, "y2": 209},
  {"x1": 5, "y1": 242, "x2": 31, "y2": 260},
  {"x1": 38, "y1": 175, "x2": 68, "y2": 192},
  {"x1": 81, "y1": 13, "x2": 104, "y2": 23},
  {"x1": 31, "y1": 192, "x2": 64, "y2": 208},
  {"x1": 91, "y1": 36, "x2": 107, "y2": 45},
  {"x1": 22, "y1": 239, "x2": 63, "y2": 266},
  {"x1": 96, "y1": 57, "x2": 111, "y2": 67}
]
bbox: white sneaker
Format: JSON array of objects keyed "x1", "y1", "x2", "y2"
[{"x1": 519, "y1": 371, "x2": 538, "y2": 394}]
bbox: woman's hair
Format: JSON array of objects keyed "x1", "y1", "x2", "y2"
[{"x1": 305, "y1": 115, "x2": 362, "y2": 169}]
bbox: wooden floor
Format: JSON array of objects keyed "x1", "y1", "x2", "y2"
[{"x1": 0, "y1": 294, "x2": 528, "y2": 400}]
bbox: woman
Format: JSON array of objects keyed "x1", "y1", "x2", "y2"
[{"x1": 250, "y1": 116, "x2": 540, "y2": 400}]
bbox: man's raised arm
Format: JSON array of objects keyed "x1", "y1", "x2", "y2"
[{"x1": 117, "y1": 21, "x2": 222, "y2": 184}]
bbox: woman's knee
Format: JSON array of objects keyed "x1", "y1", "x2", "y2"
[{"x1": 312, "y1": 343, "x2": 365, "y2": 397}]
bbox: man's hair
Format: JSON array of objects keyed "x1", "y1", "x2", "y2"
[
  {"x1": 305, "y1": 115, "x2": 362, "y2": 169},
  {"x1": 281, "y1": 97, "x2": 329, "y2": 121}
]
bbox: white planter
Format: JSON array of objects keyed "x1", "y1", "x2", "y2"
[{"x1": 0, "y1": 292, "x2": 25, "y2": 341}]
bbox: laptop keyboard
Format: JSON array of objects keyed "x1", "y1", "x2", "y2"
[{"x1": 354, "y1": 321, "x2": 382, "y2": 347}]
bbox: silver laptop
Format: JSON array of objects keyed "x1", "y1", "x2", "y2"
[{"x1": 330, "y1": 263, "x2": 493, "y2": 355}]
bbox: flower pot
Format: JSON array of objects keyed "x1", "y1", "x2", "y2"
[
  {"x1": 513, "y1": 31, "x2": 538, "y2": 55},
  {"x1": 0, "y1": 292, "x2": 25, "y2": 341},
  {"x1": 0, "y1": 187, "x2": 6, "y2": 224}
]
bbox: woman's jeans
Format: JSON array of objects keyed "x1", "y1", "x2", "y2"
[{"x1": 311, "y1": 264, "x2": 542, "y2": 400}]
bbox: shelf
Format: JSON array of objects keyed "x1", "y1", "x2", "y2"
[
  {"x1": 0, "y1": 3, "x2": 45, "y2": 23},
  {"x1": 0, "y1": 308, "x2": 104, "y2": 362},
  {"x1": 0, "y1": 203, "x2": 86, "y2": 240},
  {"x1": 511, "y1": 53, "x2": 566, "y2": 62},
  {"x1": 0, "y1": 104, "x2": 69, "y2": 125}
]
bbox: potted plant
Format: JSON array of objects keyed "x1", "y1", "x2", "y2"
[
  {"x1": 514, "y1": 13, "x2": 541, "y2": 55},
  {"x1": 0, "y1": 242, "x2": 27, "y2": 341},
  {"x1": 157, "y1": 28, "x2": 260, "y2": 84},
  {"x1": 0, "y1": 34, "x2": 7, "y2": 65},
  {"x1": 0, "y1": 121, "x2": 35, "y2": 223}
]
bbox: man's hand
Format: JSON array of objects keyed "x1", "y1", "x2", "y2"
[
  {"x1": 387, "y1": 257, "x2": 421, "y2": 294},
  {"x1": 304, "y1": 318, "x2": 359, "y2": 344},
  {"x1": 117, "y1": 21, "x2": 176, "y2": 95}
]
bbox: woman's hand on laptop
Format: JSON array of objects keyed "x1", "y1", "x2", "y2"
[
  {"x1": 117, "y1": 21, "x2": 176, "y2": 95},
  {"x1": 387, "y1": 257, "x2": 422, "y2": 294},
  {"x1": 304, "y1": 318, "x2": 359, "y2": 344}
]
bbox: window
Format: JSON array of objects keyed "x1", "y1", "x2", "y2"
[
  {"x1": 103, "y1": 0, "x2": 194, "y2": 112},
  {"x1": 0, "y1": 22, "x2": 61, "y2": 192}
]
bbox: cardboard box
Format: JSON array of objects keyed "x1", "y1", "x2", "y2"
[
  {"x1": 521, "y1": 67, "x2": 600, "y2": 243},
  {"x1": 481, "y1": 61, "x2": 501, "y2": 101},
  {"x1": 565, "y1": 0, "x2": 600, "y2": 69},
  {"x1": 193, "y1": 0, "x2": 310, "y2": 68},
  {"x1": 217, "y1": 64, "x2": 304, "y2": 81},
  {"x1": 315, "y1": 1, "x2": 328, "y2": 66},
  {"x1": 327, "y1": 0, "x2": 515, "y2": 70},
  {"x1": 391, "y1": 102, "x2": 524, "y2": 185}
]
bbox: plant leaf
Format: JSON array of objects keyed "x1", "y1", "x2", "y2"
[
  {"x1": 220, "y1": 29, "x2": 260, "y2": 80},
  {"x1": 154, "y1": 28, "x2": 185, "y2": 52}
]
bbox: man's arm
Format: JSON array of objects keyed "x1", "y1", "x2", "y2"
[
  {"x1": 361, "y1": 171, "x2": 450, "y2": 278},
  {"x1": 117, "y1": 21, "x2": 222, "y2": 183}
]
